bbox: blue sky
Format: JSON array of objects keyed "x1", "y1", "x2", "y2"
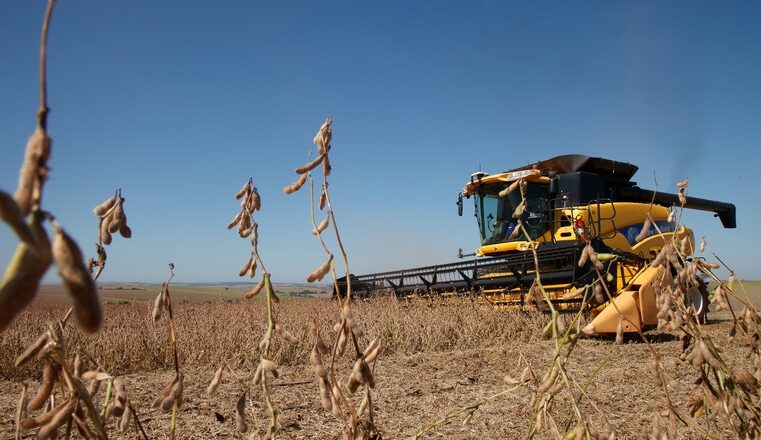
[{"x1": 1, "y1": 1, "x2": 759, "y2": 283}]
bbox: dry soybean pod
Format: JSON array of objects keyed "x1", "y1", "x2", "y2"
[
  {"x1": 239, "y1": 254, "x2": 253, "y2": 277},
  {"x1": 159, "y1": 374, "x2": 183, "y2": 412},
  {"x1": 73, "y1": 353, "x2": 81, "y2": 378},
  {"x1": 207, "y1": 364, "x2": 224, "y2": 395},
  {"x1": 537, "y1": 365, "x2": 560, "y2": 394},
  {"x1": 508, "y1": 223, "x2": 522, "y2": 240},
  {"x1": 318, "y1": 378, "x2": 332, "y2": 411},
  {"x1": 235, "y1": 392, "x2": 248, "y2": 433},
  {"x1": 86, "y1": 378, "x2": 101, "y2": 399},
  {"x1": 27, "y1": 362, "x2": 57, "y2": 411},
  {"x1": 151, "y1": 290, "x2": 164, "y2": 321},
  {"x1": 322, "y1": 154, "x2": 332, "y2": 176},
  {"x1": 263, "y1": 273, "x2": 280, "y2": 303},
  {"x1": 548, "y1": 381, "x2": 564, "y2": 396},
  {"x1": 240, "y1": 224, "x2": 255, "y2": 238},
  {"x1": 14, "y1": 333, "x2": 49, "y2": 367},
  {"x1": 690, "y1": 345, "x2": 705, "y2": 368},
  {"x1": 275, "y1": 324, "x2": 298, "y2": 344},
  {"x1": 347, "y1": 367, "x2": 362, "y2": 393},
  {"x1": 260, "y1": 358, "x2": 278, "y2": 372},
  {"x1": 227, "y1": 212, "x2": 243, "y2": 230},
  {"x1": 245, "y1": 278, "x2": 266, "y2": 299},
  {"x1": 111, "y1": 379, "x2": 127, "y2": 418},
  {"x1": 92, "y1": 195, "x2": 116, "y2": 216},
  {"x1": 253, "y1": 364, "x2": 263, "y2": 385},
  {"x1": 19, "y1": 399, "x2": 70, "y2": 430},
  {"x1": 248, "y1": 259, "x2": 258, "y2": 279},
  {"x1": 107, "y1": 200, "x2": 126, "y2": 233},
  {"x1": 251, "y1": 187, "x2": 261, "y2": 211},
  {"x1": 81, "y1": 371, "x2": 112, "y2": 382},
  {"x1": 358, "y1": 392, "x2": 369, "y2": 417},
  {"x1": 14, "y1": 127, "x2": 52, "y2": 216},
  {"x1": 170, "y1": 373, "x2": 184, "y2": 408},
  {"x1": 310, "y1": 350, "x2": 327, "y2": 379},
  {"x1": 318, "y1": 186, "x2": 328, "y2": 211},
  {"x1": 312, "y1": 215, "x2": 330, "y2": 235},
  {"x1": 498, "y1": 180, "x2": 520, "y2": 198},
  {"x1": 587, "y1": 245, "x2": 604, "y2": 271},
  {"x1": 118, "y1": 223, "x2": 132, "y2": 238},
  {"x1": 678, "y1": 186, "x2": 688, "y2": 205},
  {"x1": 295, "y1": 153, "x2": 325, "y2": 174},
  {"x1": 151, "y1": 378, "x2": 174, "y2": 409},
  {"x1": 336, "y1": 326, "x2": 348, "y2": 357},
  {"x1": 98, "y1": 213, "x2": 113, "y2": 245},
  {"x1": 283, "y1": 173, "x2": 308, "y2": 194},
  {"x1": 363, "y1": 337, "x2": 381, "y2": 363},
  {"x1": 512, "y1": 201, "x2": 525, "y2": 219},
  {"x1": 0, "y1": 190, "x2": 36, "y2": 247},
  {"x1": 636, "y1": 215, "x2": 653, "y2": 243},
  {"x1": 359, "y1": 361, "x2": 375, "y2": 388},
  {"x1": 313, "y1": 118, "x2": 331, "y2": 152},
  {"x1": 577, "y1": 244, "x2": 590, "y2": 267},
  {"x1": 52, "y1": 223, "x2": 101, "y2": 333},
  {"x1": 237, "y1": 212, "x2": 251, "y2": 236},
  {"x1": 235, "y1": 180, "x2": 251, "y2": 200},
  {"x1": 315, "y1": 333, "x2": 330, "y2": 355},
  {"x1": 306, "y1": 254, "x2": 333, "y2": 283},
  {"x1": 37, "y1": 399, "x2": 74, "y2": 440},
  {"x1": 699, "y1": 340, "x2": 722, "y2": 369},
  {"x1": 330, "y1": 391, "x2": 342, "y2": 417},
  {"x1": 118, "y1": 402, "x2": 132, "y2": 433},
  {"x1": 0, "y1": 213, "x2": 51, "y2": 332},
  {"x1": 650, "y1": 243, "x2": 670, "y2": 268}
]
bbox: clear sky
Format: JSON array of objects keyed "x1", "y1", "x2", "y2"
[{"x1": 1, "y1": 1, "x2": 759, "y2": 283}]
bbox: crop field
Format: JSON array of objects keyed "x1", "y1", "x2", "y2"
[
  {"x1": 2, "y1": 4, "x2": 759, "y2": 438},
  {"x1": 30, "y1": 284, "x2": 331, "y2": 305},
  {"x1": 1, "y1": 282, "x2": 760, "y2": 439}
]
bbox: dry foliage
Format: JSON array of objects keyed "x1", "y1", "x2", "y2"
[
  {"x1": 213, "y1": 178, "x2": 296, "y2": 439},
  {"x1": 0, "y1": 0, "x2": 99, "y2": 335},
  {"x1": 2, "y1": 297, "x2": 543, "y2": 379},
  {"x1": 149, "y1": 263, "x2": 183, "y2": 439},
  {"x1": 285, "y1": 117, "x2": 388, "y2": 439},
  {"x1": 4, "y1": 3, "x2": 760, "y2": 440}
]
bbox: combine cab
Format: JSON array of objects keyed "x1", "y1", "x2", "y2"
[{"x1": 336, "y1": 155, "x2": 736, "y2": 335}]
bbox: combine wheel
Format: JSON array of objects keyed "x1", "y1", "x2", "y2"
[{"x1": 685, "y1": 281, "x2": 710, "y2": 324}]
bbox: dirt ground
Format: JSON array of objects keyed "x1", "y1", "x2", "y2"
[{"x1": 1, "y1": 281, "x2": 759, "y2": 439}]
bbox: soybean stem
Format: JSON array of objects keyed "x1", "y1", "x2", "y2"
[
  {"x1": 128, "y1": 402, "x2": 149, "y2": 440},
  {"x1": 163, "y1": 263, "x2": 179, "y2": 439},
  {"x1": 38, "y1": 0, "x2": 55, "y2": 130}
]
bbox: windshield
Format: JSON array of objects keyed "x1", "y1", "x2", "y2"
[{"x1": 474, "y1": 182, "x2": 550, "y2": 246}]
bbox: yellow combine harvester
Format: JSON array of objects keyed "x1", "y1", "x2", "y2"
[{"x1": 336, "y1": 155, "x2": 736, "y2": 335}]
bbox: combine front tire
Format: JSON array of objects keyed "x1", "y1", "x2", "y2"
[{"x1": 685, "y1": 282, "x2": 710, "y2": 324}]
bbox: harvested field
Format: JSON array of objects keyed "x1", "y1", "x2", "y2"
[
  {"x1": 30, "y1": 283, "x2": 330, "y2": 305},
  {"x1": 2, "y1": 281, "x2": 760, "y2": 438}
]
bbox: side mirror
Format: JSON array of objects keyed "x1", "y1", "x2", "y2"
[
  {"x1": 549, "y1": 175, "x2": 558, "y2": 198},
  {"x1": 457, "y1": 193, "x2": 463, "y2": 216}
]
